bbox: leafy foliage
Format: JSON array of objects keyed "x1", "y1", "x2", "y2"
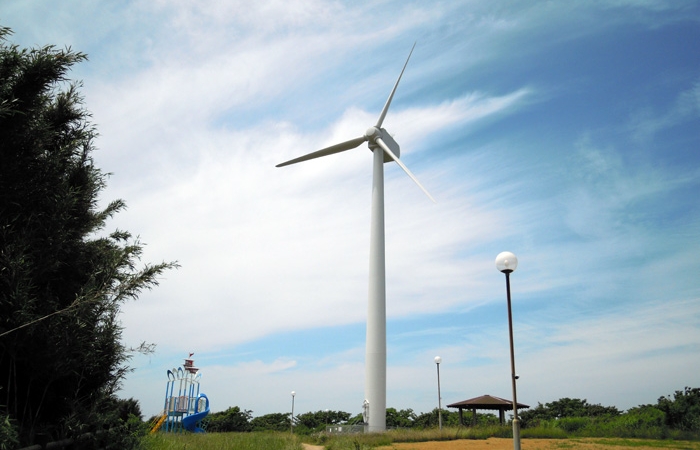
[
  {"x1": 386, "y1": 408, "x2": 416, "y2": 428},
  {"x1": 0, "y1": 409, "x2": 19, "y2": 450},
  {"x1": 656, "y1": 387, "x2": 700, "y2": 432},
  {"x1": 516, "y1": 390, "x2": 700, "y2": 439},
  {"x1": 0, "y1": 26, "x2": 176, "y2": 447},
  {"x1": 294, "y1": 410, "x2": 351, "y2": 433},
  {"x1": 520, "y1": 398, "x2": 621, "y2": 428},
  {"x1": 206, "y1": 406, "x2": 253, "y2": 432},
  {"x1": 413, "y1": 408, "x2": 460, "y2": 429},
  {"x1": 250, "y1": 412, "x2": 292, "y2": 432}
]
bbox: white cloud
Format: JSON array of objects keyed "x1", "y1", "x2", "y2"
[{"x1": 2, "y1": 0, "x2": 699, "y2": 420}]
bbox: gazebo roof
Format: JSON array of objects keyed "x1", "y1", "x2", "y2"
[{"x1": 447, "y1": 394, "x2": 529, "y2": 411}]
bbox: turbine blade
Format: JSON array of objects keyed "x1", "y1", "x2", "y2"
[
  {"x1": 375, "y1": 42, "x2": 416, "y2": 128},
  {"x1": 375, "y1": 137, "x2": 436, "y2": 203},
  {"x1": 276, "y1": 136, "x2": 367, "y2": 167}
]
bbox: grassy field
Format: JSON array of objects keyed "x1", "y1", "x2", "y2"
[
  {"x1": 140, "y1": 428, "x2": 700, "y2": 450},
  {"x1": 140, "y1": 431, "x2": 303, "y2": 450}
]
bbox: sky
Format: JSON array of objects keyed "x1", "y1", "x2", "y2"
[{"x1": 2, "y1": 0, "x2": 700, "y2": 420}]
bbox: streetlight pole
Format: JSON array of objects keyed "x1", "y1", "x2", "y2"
[
  {"x1": 434, "y1": 356, "x2": 443, "y2": 430},
  {"x1": 290, "y1": 391, "x2": 296, "y2": 434},
  {"x1": 496, "y1": 251, "x2": 520, "y2": 450}
]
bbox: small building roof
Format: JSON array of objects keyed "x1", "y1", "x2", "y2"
[{"x1": 447, "y1": 394, "x2": 529, "y2": 411}]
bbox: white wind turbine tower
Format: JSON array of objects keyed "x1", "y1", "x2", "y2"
[{"x1": 276, "y1": 44, "x2": 434, "y2": 432}]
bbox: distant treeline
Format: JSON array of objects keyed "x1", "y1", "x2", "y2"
[
  {"x1": 517, "y1": 387, "x2": 700, "y2": 439},
  {"x1": 159, "y1": 386, "x2": 699, "y2": 436}
]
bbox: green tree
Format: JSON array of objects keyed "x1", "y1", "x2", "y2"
[
  {"x1": 294, "y1": 410, "x2": 351, "y2": 434},
  {"x1": 386, "y1": 407, "x2": 416, "y2": 428},
  {"x1": 0, "y1": 26, "x2": 176, "y2": 447},
  {"x1": 520, "y1": 398, "x2": 620, "y2": 428},
  {"x1": 412, "y1": 408, "x2": 461, "y2": 429},
  {"x1": 250, "y1": 412, "x2": 291, "y2": 432},
  {"x1": 519, "y1": 403, "x2": 551, "y2": 427},
  {"x1": 543, "y1": 398, "x2": 619, "y2": 419},
  {"x1": 656, "y1": 387, "x2": 700, "y2": 431},
  {"x1": 206, "y1": 406, "x2": 253, "y2": 432}
]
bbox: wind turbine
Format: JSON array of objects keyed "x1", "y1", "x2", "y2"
[{"x1": 276, "y1": 44, "x2": 434, "y2": 432}]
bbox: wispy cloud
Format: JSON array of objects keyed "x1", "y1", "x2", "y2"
[
  {"x1": 2, "y1": 0, "x2": 699, "y2": 419},
  {"x1": 627, "y1": 78, "x2": 700, "y2": 143}
]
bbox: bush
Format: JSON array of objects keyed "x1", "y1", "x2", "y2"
[
  {"x1": 0, "y1": 412, "x2": 19, "y2": 450},
  {"x1": 557, "y1": 417, "x2": 591, "y2": 432},
  {"x1": 206, "y1": 406, "x2": 252, "y2": 432},
  {"x1": 657, "y1": 387, "x2": 700, "y2": 432},
  {"x1": 251, "y1": 412, "x2": 291, "y2": 432},
  {"x1": 520, "y1": 426, "x2": 568, "y2": 439}
]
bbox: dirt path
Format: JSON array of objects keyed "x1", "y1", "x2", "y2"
[{"x1": 302, "y1": 444, "x2": 325, "y2": 450}]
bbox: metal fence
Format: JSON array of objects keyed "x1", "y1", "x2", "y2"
[{"x1": 326, "y1": 424, "x2": 366, "y2": 434}]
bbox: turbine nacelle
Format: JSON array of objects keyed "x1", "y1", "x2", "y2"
[
  {"x1": 275, "y1": 41, "x2": 435, "y2": 205},
  {"x1": 366, "y1": 126, "x2": 400, "y2": 163}
]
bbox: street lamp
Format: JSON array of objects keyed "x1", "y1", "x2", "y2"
[
  {"x1": 290, "y1": 391, "x2": 296, "y2": 434},
  {"x1": 434, "y1": 356, "x2": 443, "y2": 430},
  {"x1": 496, "y1": 251, "x2": 520, "y2": 450}
]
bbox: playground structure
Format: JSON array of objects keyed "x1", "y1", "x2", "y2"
[{"x1": 151, "y1": 354, "x2": 210, "y2": 433}]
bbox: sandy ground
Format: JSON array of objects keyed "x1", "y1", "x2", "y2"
[{"x1": 374, "y1": 437, "x2": 700, "y2": 450}]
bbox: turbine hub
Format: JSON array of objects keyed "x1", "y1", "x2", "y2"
[{"x1": 365, "y1": 126, "x2": 379, "y2": 139}]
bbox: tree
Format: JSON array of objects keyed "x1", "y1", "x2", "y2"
[
  {"x1": 385, "y1": 407, "x2": 416, "y2": 428},
  {"x1": 519, "y1": 398, "x2": 620, "y2": 428},
  {"x1": 294, "y1": 410, "x2": 351, "y2": 434},
  {"x1": 412, "y1": 408, "x2": 461, "y2": 429},
  {"x1": 250, "y1": 412, "x2": 291, "y2": 432},
  {"x1": 206, "y1": 407, "x2": 253, "y2": 432},
  {"x1": 0, "y1": 26, "x2": 176, "y2": 447},
  {"x1": 656, "y1": 387, "x2": 700, "y2": 431},
  {"x1": 542, "y1": 398, "x2": 619, "y2": 419}
]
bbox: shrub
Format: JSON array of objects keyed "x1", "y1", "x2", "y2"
[
  {"x1": 556, "y1": 417, "x2": 591, "y2": 432},
  {"x1": 521, "y1": 426, "x2": 568, "y2": 439},
  {"x1": 0, "y1": 412, "x2": 19, "y2": 450},
  {"x1": 206, "y1": 406, "x2": 252, "y2": 432},
  {"x1": 657, "y1": 387, "x2": 700, "y2": 432}
]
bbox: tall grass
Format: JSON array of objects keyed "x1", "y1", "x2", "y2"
[
  {"x1": 310, "y1": 426, "x2": 511, "y2": 450},
  {"x1": 387, "y1": 425, "x2": 511, "y2": 442},
  {"x1": 141, "y1": 431, "x2": 302, "y2": 450},
  {"x1": 309, "y1": 423, "x2": 700, "y2": 450},
  {"x1": 530, "y1": 416, "x2": 700, "y2": 440},
  {"x1": 141, "y1": 423, "x2": 700, "y2": 450}
]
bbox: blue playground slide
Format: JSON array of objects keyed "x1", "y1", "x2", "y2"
[{"x1": 182, "y1": 393, "x2": 210, "y2": 433}]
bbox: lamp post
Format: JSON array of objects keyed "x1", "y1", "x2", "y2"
[
  {"x1": 290, "y1": 391, "x2": 296, "y2": 434},
  {"x1": 434, "y1": 356, "x2": 443, "y2": 430},
  {"x1": 496, "y1": 251, "x2": 520, "y2": 450}
]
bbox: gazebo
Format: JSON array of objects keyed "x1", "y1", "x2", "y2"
[{"x1": 447, "y1": 394, "x2": 529, "y2": 426}]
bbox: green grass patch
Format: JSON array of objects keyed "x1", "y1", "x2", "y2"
[
  {"x1": 141, "y1": 431, "x2": 302, "y2": 450},
  {"x1": 142, "y1": 426, "x2": 700, "y2": 450},
  {"x1": 521, "y1": 427, "x2": 569, "y2": 439}
]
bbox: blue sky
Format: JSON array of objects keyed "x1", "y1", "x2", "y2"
[{"x1": 2, "y1": 1, "x2": 699, "y2": 419}]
